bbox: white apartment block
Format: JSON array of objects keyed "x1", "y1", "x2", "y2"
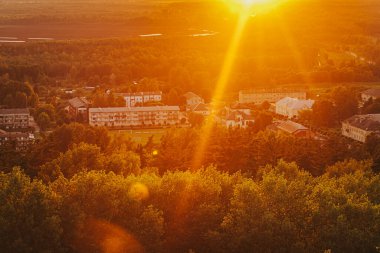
[
  {"x1": 276, "y1": 97, "x2": 315, "y2": 118},
  {"x1": 342, "y1": 114, "x2": 380, "y2": 143},
  {"x1": 116, "y1": 91, "x2": 162, "y2": 107},
  {"x1": 89, "y1": 106, "x2": 180, "y2": 128},
  {"x1": 239, "y1": 89, "x2": 307, "y2": 104}
]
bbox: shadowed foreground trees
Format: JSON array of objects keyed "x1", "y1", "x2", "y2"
[
  {"x1": 0, "y1": 169, "x2": 63, "y2": 253},
  {"x1": 1, "y1": 160, "x2": 380, "y2": 253}
]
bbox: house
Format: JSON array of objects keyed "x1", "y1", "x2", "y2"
[
  {"x1": 188, "y1": 103, "x2": 210, "y2": 116},
  {"x1": 342, "y1": 114, "x2": 380, "y2": 143},
  {"x1": 89, "y1": 106, "x2": 181, "y2": 128},
  {"x1": 220, "y1": 110, "x2": 255, "y2": 128},
  {"x1": 184, "y1": 92, "x2": 204, "y2": 106},
  {"x1": 275, "y1": 97, "x2": 315, "y2": 118},
  {"x1": 229, "y1": 103, "x2": 251, "y2": 115},
  {"x1": 0, "y1": 108, "x2": 30, "y2": 130},
  {"x1": 361, "y1": 88, "x2": 380, "y2": 102},
  {"x1": 268, "y1": 120, "x2": 315, "y2": 138},
  {"x1": 0, "y1": 129, "x2": 35, "y2": 151},
  {"x1": 68, "y1": 97, "x2": 90, "y2": 121},
  {"x1": 239, "y1": 88, "x2": 307, "y2": 104},
  {"x1": 116, "y1": 91, "x2": 162, "y2": 107}
]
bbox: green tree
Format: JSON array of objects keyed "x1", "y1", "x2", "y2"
[
  {"x1": 39, "y1": 142, "x2": 103, "y2": 181},
  {"x1": 37, "y1": 112, "x2": 51, "y2": 131},
  {"x1": 330, "y1": 86, "x2": 358, "y2": 121},
  {"x1": 0, "y1": 168, "x2": 64, "y2": 253},
  {"x1": 312, "y1": 100, "x2": 336, "y2": 127}
]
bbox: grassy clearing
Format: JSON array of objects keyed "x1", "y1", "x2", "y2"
[{"x1": 110, "y1": 128, "x2": 167, "y2": 145}]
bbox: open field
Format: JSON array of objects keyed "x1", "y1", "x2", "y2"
[
  {"x1": 1, "y1": 0, "x2": 380, "y2": 41},
  {"x1": 110, "y1": 128, "x2": 168, "y2": 144}
]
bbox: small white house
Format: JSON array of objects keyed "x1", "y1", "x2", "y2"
[
  {"x1": 184, "y1": 92, "x2": 204, "y2": 106},
  {"x1": 223, "y1": 111, "x2": 254, "y2": 128},
  {"x1": 189, "y1": 103, "x2": 210, "y2": 116}
]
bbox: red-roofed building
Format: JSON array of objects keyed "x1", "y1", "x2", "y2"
[{"x1": 268, "y1": 120, "x2": 315, "y2": 138}]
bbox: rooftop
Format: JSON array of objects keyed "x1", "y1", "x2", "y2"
[
  {"x1": 225, "y1": 111, "x2": 254, "y2": 121},
  {"x1": 68, "y1": 97, "x2": 90, "y2": 108},
  {"x1": 362, "y1": 88, "x2": 380, "y2": 98},
  {"x1": 184, "y1": 92, "x2": 202, "y2": 100},
  {"x1": 239, "y1": 88, "x2": 307, "y2": 95},
  {"x1": 190, "y1": 103, "x2": 209, "y2": 112},
  {"x1": 90, "y1": 106, "x2": 180, "y2": 113},
  {"x1": 115, "y1": 91, "x2": 162, "y2": 97},
  {"x1": 343, "y1": 114, "x2": 380, "y2": 131},
  {"x1": 276, "y1": 97, "x2": 314, "y2": 110},
  {"x1": 275, "y1": 120, "x2": 309, "y2": 134},
  {"x1": 0, "y1": 108, "x2": 29, "y2": 115}
]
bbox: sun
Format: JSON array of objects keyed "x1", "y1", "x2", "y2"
[
  {"x1": 241, "y1": 0, "x2": 269, "y2": 6},
  {"x1": 226, "y1": 0, "x2": 278, "y2": 13}
]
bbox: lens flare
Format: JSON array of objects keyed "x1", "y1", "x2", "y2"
[
  {"x1": 192, "y1": 0, "x2": 284, "y2": 169},
  {"x1": 129, "y1": 182, "x2": 149, "y2": 201}
]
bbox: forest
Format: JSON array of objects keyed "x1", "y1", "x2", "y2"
[
  {"x1": 1, "y1": 0, "x2": 380, "y2": 252},
  {"x1": 1, "y1": 122, "x2": 380, "y2": 253}
]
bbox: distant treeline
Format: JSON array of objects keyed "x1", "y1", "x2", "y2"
[{"x1": 0, "y1": 35, "x2": 379, "y2": 97}]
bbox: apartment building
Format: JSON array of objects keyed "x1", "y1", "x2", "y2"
[
  {"x1": 239, "y1": 89, "x2": 307, "y2": 104},
  {"x1": 0, "y1": 108, "x2": 30, "y2": 130},
  {"x1": 116, "y1": 91, "x2": 162, "y2": 107},
  {"x1": 89, "y1": 106, "x2": 181, "y2": 128},
  {"x1": 0, "y1": 130, "x2": 35, "y2": 151}
]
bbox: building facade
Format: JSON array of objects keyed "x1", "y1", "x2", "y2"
[
  {"x1": 275, "y1": 97, "x2": 314, "y2": 118},
  {"x1": 117, "y1": 92, "x2": 162, "y2": 107},
  {"x1": 342, "y1": 114, "x2": 380, "y2": 143},
  {"x1": 0, "y1": 130, "x2": 35, "y2": 151},
  {"x1": 239, "y1": 89, "x2": 307, "y2": 104},
  {"x1": 218, "y1": 111, "x2": 255, "y2": 129},
  {"x1": 68, "y1": 97, "x2": 90, "y2": 121},
  {"x1": 0, "y1": 108, "x2": 30, "y2": 130},
  {"x1": 89, "y1": 106, "x2": 181, "y2": 128}
]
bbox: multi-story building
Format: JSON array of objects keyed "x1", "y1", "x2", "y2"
[
  {"x1": 239, "y1": 89, "x2": 307, "y2": 104},
  {"x1": 361, "y1": 88, "x2": 380, "y2": 102},
  {"x1": 342, "y1": 114, "x2": 380, "y2": 143},
  {"x1": 275, "y1": 97, "x2": 314, "y2": 118},
  {"x1": 0, "y1": 130, "x2": 35, "y2": 151},
  {"x1": 116, "y1": 92, "x2": 162, "y2": 107},
  {"x1": 0, "y1": 108, "x2": 30, "y2": 130},
  {"x1": 89, "y1": 106, "x2": 181, "y2": 128}
]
